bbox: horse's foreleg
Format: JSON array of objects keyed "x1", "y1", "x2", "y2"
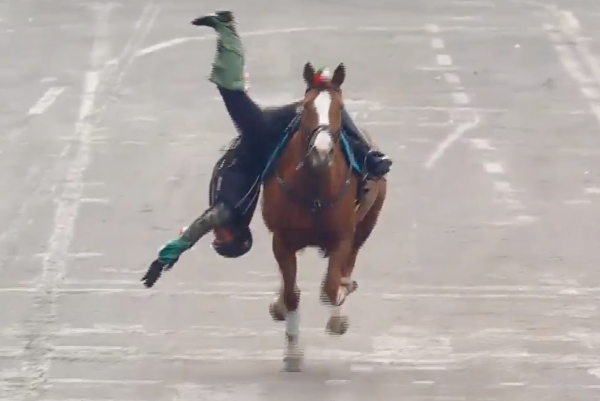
[
  {"x1": 269, "y1": 279, "x2": 288, "y2": 322},
  {"x1": 269, "y1": 279, "x2": 300, "y2": 322},
  {"x1": 271, "y1": 234, "x2": 302, "y2": 372},
  {"x1": 323, "y1": 237, "x2": 354, "y2": 336}
]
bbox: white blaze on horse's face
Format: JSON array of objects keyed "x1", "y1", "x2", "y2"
[{"x1": 310, "y1": 90, "x2": 334, "y2": 166}]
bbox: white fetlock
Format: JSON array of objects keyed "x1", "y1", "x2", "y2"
[
  {"x1": 283, "y1": 311, "x2": 302, "y2": 372},
  {"x1": 340, "y1": 276, "x2": 358, "y2": 293},
  {"x1": 269, "y1": 295, "x2": 287, "y2": 322},
  {"x1": 335, "y1": 286, "x2": 349, "y2": 306}
]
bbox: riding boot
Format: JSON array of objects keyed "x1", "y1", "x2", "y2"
[
  {"x1": 191, "y1": 11, "x2": 246, "y2": 91},
  {"x1": 341, "y1": 108, "x2": 392, "y2": 178},
  {"x1": 156, "y1": 202, "x2": 233, "y2": 265}
]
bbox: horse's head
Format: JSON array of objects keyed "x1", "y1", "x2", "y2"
[{"x1": 299, "y1": 62, "x2": 346, "y2": 169}]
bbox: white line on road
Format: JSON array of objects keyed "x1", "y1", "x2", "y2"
[
  {"x1": 581, "y1": 87, "x2": 600, "y2": 99},
  {"x1": 493, "y1": 181, "x2": 513, "y2": 192},
  {"x1": 28, "y1": 87, "x2": 66, "y2": 115},
  {"x1": 543, "y1": 9, "x2": 600, "y2": 128},
  {"x1": 443, "y1": 72, "x2": 461, "y2": 84},
  {"x1": 589, "y1": 367, "x2": 600, "y2": 380},
  {"x1": 113, "y1": 3, "x2": 160, "y2": 90},
  {"x1": 17, "y1": 4, "x2": 115, "y2": 399},
  {"x1": 80, "y1": 197, "x2": 110, "y2": 204},
  {"x1": 132, "y1": 25, "x2": 517, "y2": 60},
  {"x1": 0, "y1": 287, "x2": 595, "y2": 299},
  {"x1": 423, "y1": 117, "x2": 480, "y2": 169},
  {"x1": 0, "y1": 324, "x2": 595, "y2": 342},
  {"x1": 483, "y1": 162, "x2": 504, "y2": 174},
  {"x1": 425, "y1": 24, "x2": 440, "y2": 33},
  {"x1": 436, "y1": 54, "x2": 453, "y2": 66},
  {"x1": 5, "y1": 282, "x2": 600, "y2": 292},
  {"x1": 555, "y1": 10, "x2": 600, "y2": 85},
  {"x1": 26, "y1": 347, "x2": 600, "y2": 366},
  {"x1": 451, "y1": 92, "x2": 470, "y2": 104},
  {"x1": 468, "y1": 138, "x2": 494, "y2": 150},
  {"x1": 431, "y1": 37, "x2": 445, "y2": 49},
  {"x1": 564, "y1": 199, "x2": 592, "y2": 205},
  {"x1": 425, "y1": 21, "x2": 531, "y2": 220}
]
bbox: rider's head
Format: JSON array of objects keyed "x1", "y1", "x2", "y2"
[{"x1": 211, "y1": 225, "x2": 253, "y2": 258}]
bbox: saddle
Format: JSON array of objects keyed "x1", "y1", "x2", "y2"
[{"x1": 354, "y1": 134, "x2": 383, "y2": 221}]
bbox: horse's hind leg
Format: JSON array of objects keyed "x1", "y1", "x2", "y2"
[
  {"x1": 344, "y1": 178, "x2": 387, "y2": 285},
  {"x1": 341, "y1": 249, "x2": 359, "y2": 295},
  {"x1": 270, "y1": 234, "x2": 302, "y2": 372},
  {"x1": 329, "y1": 180, "x2": 386, "y2": 334}
]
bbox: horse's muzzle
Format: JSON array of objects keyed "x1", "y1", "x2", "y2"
[
  {"x1": 309, "y1": 150, "x2": 333, "y2": 169},
  {"x1": 308, "y1": 128, "x2": 334, "y2": 168}
]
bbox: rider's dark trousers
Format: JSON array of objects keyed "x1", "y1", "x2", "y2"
[
  {"x1": 211, "y1": 88, "x2": 298, "y2": 229},
  {"x1": 217, "y1": 87, "x2": 299, "y2": 145},
  {"x1": 209, "y1": 147, "x2": 261, "y2": 229},
  {"x1": 340, "y1": 107, "x2": 371, "y2": 164}
]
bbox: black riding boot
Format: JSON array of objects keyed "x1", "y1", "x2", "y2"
[
  {"x1": 191, "y1": 11, "x2": 235, "y2": 30},
  {"x1": 341, "y1": 108, "x2": 392, "y2": 178}
]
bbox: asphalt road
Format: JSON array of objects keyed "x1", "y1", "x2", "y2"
[{"x1": 1, "y1": 0, "x2": 600, "y2": 400}]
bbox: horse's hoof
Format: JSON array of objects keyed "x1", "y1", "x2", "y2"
[
  {"x1": 269, "y1": 301, "x2": 286, "y2": 322},
  {"x1": 326, "y1": 315, "x2": 349, "y2": 336},
  {"x1": 282, "y1": 359, "x2": 302, "y2": 372},
  {"x1": 282, "y1": 349, "x2": 303, "y2": 372},
  {"x1": 351, "y1": 280, "x2": 358, "y2": 293}
]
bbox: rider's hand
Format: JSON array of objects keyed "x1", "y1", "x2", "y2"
[{"x1": 141, "y1": 259, "x2": 175, "y2": 288}]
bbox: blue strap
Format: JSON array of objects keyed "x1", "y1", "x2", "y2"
[
  {"x1": 339, "y1": 130, "x2": 362, "y2": 174},
  {"x1": 260, "y1": 114, "x2": 362, "y2": 181},
  {"x1": 260, "y1": 113, "x2": 302, "y2": 181}
]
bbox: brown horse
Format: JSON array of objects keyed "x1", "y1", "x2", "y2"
[{"x1": 261, "y1": 62, "x2": 387, "y2": 371}]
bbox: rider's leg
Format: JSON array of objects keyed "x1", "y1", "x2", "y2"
[
  {"x1": 192, "y1": 11, "x2": 245, "y2": 91},
  {"x1": 193, "y1": 12, "x2": 303, "y2": 149},
  {"x1": 341, "y1": 107, "x2": 392, "y2": 178},
  {"x1": 154, "y1": 148, "x2": 244, "y2": 266},
  {"x1": 156, "y1": 153, "x2": 236, "y2": 266},
  {"x1": 156, "y1": 158, "x2": 262, "y2": 265},
  {"x1": 192, "y1": 11, "x2": 268, "y2": 141}
]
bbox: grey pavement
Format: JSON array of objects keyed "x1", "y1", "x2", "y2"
[{"x1": 1, "y1": 0, "x2": 600, "y2": 399}]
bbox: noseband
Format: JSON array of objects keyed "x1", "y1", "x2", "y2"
[{"x1": 304, "y1": 124, "x2": 334, "y2": 157}]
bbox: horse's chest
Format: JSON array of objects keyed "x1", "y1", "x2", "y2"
[{"x1": 264, "y1": 198, "x2": 352, "y2": 231}]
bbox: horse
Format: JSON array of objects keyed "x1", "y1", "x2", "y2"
[{"x1": 261, "y1": 62, "x2": 387, "y2": 371}]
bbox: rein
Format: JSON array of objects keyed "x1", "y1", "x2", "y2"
[{"x1": 273, "y1": 110, "x2": 352, "y2": 214}]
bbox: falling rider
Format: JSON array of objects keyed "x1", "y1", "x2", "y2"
[{"x1": 141, "y1": 11, "x2": 392, "y2": 288}]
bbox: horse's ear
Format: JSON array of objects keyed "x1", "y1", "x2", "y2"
[
  {"x1": 331, "y1": 63, "x2": 346, "y2": 87},
  {"x1": 303, "y1": 62, "x2": 315, "y2": 86}
]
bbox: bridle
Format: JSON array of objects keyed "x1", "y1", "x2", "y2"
[{"x1": 275, "y1": 85, "x2": 352, "y2": 214}]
